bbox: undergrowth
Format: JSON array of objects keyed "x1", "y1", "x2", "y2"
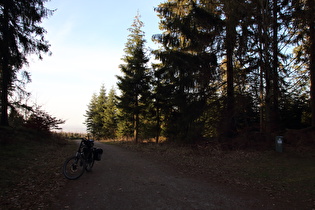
[{"x1": 0, "y1": 128, "x2": 76, "y2": 209}]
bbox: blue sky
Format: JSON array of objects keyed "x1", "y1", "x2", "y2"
[{"x1": 26, "y1": 0, "x2": 163, "y2": 133}]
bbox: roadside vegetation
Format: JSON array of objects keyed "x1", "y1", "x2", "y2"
[{"x1": 0, "y1": 128, "x2": 76, "y2": 209}]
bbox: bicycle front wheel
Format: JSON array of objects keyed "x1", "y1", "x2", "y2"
[{"x1": 62, "y1": 156, "x2": 86, "y2": 180}]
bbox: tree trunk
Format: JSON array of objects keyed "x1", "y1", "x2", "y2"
[
  {"x1": 259, "y1": 66, "x2": 265, "y2": 133},
  {"x1": 225, "y1": 6, "x2": 236, "y2": 138},
  {"x1": 0, "y1": 3, "x2": 10, "y2": 126},
  {"x1": 1, "y1": 65, "x2": 10, "y2": 127},
  {"x1": 258, "y1": 10, "x2": 265, "y2": 133},
  {"x1": 308, "y1": 0, "x2": 315, "y2": 126},
  {"x1": 134, "y1": 95, "x2": 139, "y2": 143},
  {"x1": 260, "y1": 0, "x2": 273, "y2": 134},
  {"x1": 271, "y1": 0, "x2": 280, "y2": 132},
  {"x1": 155, "y1": 106, "x2": 160, "y2": 144},
  {"x1": 134, "y1": 113, "x2": 139, "y2": 143}
]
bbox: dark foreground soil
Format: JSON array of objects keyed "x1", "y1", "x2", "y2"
[{"x1": 51, "y1": 142, "x2": 310, "y2": 210}]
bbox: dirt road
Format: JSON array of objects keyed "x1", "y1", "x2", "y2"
[{"x1": 52, "y1": 142, "x2": 287, "y2": 210}]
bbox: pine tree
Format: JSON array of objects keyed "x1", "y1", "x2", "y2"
[
  {"x1": 116, "y1": 13, "x2": 150, "y2": 143},
  {"x1": 291, "y1": 0, "x2": 315, "y2": 126},
  {"x1": 153, "y1": 0, "x2": 219, "y2": 142},
  {"x1": 0, "y1": 0, "x2": 53, "y2": 126},
  {"x1": 96, "y1": 85, "x2": 107, "y2": 138},
  {"x1": 85, "y1": 93, "x2": 98, "y2": 137},
  {"x1": 103, "y1": 87, "x2": 118, "y2": 139},
  {"x1": 84, "y1": 85, "x2": 107, "y2": 139},
  {"x1": 151, "y1": 0, "x2": 315, "y2": 142}
]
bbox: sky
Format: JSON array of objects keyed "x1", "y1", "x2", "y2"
[{"x1": 26, "y1": 0, "x2": 163, "y2": 133}]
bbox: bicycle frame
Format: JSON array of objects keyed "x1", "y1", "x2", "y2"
[
  {"x1": 77, "y1": 138, "x2": 94, "y2": 161},
  {"x1": 62, "y1": 138, "x2": 96, "y2": 180}
]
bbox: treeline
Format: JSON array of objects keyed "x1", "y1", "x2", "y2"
[
  {"x1": 58, "y1": 132, "x2": 86, "y2": 139},
  {"x1": 85, "y1": 0, "x2": 314, "y2": 144}
]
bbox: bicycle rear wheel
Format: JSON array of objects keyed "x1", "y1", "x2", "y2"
[{"x1": 63, "y1": 156, "x2": 86, "y2": 180}]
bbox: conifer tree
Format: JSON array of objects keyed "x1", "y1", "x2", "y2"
[
  {"x1": 85, "y1": 93, "x2": 98, "y2": 137},
  {"x1": 103, "y1": 87, "x2": 118, "y2": 139},
  {"x1": 96, "y1": 85, "x2": 107, "y2": 138},
  {"x1": 0, "y1": 0, "x2": 53, "y2": 126},
  {"x1": 153, "y1": 0, "x2": 219, "y2": 142},
  {"x1": 84, "y1": 85, "x2": 107, "y2": 139},
  {"x1": 116, "y1": 13, "x2": 150, "y2": 143},
  {"x1": 291, "y1": 0, "x2": 315, "y2": 125}
]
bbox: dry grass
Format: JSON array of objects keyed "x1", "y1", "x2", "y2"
[
  {"x1": 0, "y1": 131, "x2": 76, "y2": 209},
  {"x1": 115, "y1": 141, "x2": 315, "y2": 209}
]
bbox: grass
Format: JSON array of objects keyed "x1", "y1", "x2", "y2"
[{"x1": 0, "y1": 129, "x2": 76, "y2": 209}]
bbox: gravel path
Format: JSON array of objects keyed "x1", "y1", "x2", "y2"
[{"x1": 52, "y1": 142, "x2": 287, "y2": 210}]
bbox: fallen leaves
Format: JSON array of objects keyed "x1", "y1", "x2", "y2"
[
  {"x1": 0, "y1": 140, "x2": 75, "y2": 209},
  {"x1": 118, "y1": 142, "x2": 315, "y2": 209}
]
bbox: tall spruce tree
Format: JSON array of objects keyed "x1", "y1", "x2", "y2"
[
  {"x1": 84, "y1": 85, "x2": 107, "y2": 139},
  {"x1": 116, "y1": 13, "x2": 150, "y2": 143},
  {"x1": 291, "y1": 0, "x2": 315, "y2": 126},
  {"x1": 0, "y1": 0, "x2": 53, "y2": 126},
  {"x1": 102, "y1": 87, "x2": 118, "y2": 139},
  {"x1": 85, "y1": 93, "x2": 98, "y2": 137},
  {"x1": 153, "y1": 0, "x2": 219, "y2": 142},
  {"x1": 96, "y1": 85, "x2": 107, "y2": 138},
  {"x1": 221, "y1": 0, "x2": 240, "y2": 137}
]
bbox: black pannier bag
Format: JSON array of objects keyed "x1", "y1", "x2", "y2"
[{"x1": 94, "y1": 148, "x2": 103, "y2": 161}]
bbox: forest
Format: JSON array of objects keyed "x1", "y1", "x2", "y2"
[
  {"x1": 85, "y1": 0, "x2": 315, "y2": 147},
  {"x1": 1, "y1": 1, "x2": 314, "y2": 208},
  {"x1": 0, "y1": 0, "x2": 314, "y2": 147}
]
